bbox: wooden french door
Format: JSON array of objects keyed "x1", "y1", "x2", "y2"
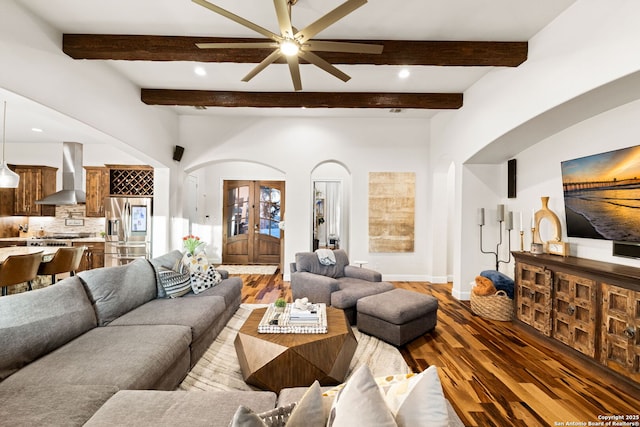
[{"x1": 222, "y1": 180, "x2": 284, "y2": 265}]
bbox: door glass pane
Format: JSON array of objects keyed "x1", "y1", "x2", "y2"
[
  {"x1": 227, "y1": 186, "x2": 249, "y2": 237},
  {"x1": 259, "y1": 185, "x2": 281, "y2": 238}
]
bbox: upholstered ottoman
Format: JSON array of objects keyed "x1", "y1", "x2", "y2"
[{"x1": 357, "y1": 288, "x2": 438, "y2": 346}]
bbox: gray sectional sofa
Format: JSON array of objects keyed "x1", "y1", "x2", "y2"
[
  {"x1": 0, "y1": 250, "x2": 276, "y2": 426},
  {"x1": 0, "y1": 249, "x2": 464, "y2": 426}
]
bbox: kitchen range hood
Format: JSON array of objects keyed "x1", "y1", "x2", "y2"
[{"x1": 36, "y1": 141, "x2": 86, "y2": 205}]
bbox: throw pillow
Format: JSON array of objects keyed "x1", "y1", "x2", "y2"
[
  {"x1": 181, "y1": 252, "x2": 222, "y2": 294},
  {"x1": 229, "y1": 381, "x2": 325, "y2": 427},
  {"x1": 157, "y1": 267, "x2": 191, "y2": 298},
  {"x1": 230, "y1": 405, "x2": 269, "y2": 427},
  {"x1": 285, "y1": 380, "x2": 324, "y2": 427},
  {"x1": 327, "y1": 365, "x2": 397, "y2": 427},
  {"x1": 384, "y1": 365, "x2": 449, "y2": 427}
]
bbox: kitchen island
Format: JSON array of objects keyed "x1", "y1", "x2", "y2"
[{"x1": 0, "y1": 246, "x2": 58, "y2": 264}]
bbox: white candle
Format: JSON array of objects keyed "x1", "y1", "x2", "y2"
[
  {"x1": 477, "y1": 208, "x2": 485, "y2": 226},
  {"x1": 519, "y1": 212, "x2": 523, "y2": 232},
  {"x1": 531, "y1": 209, "x2": 535, "y2": 229},
  {"x1": 505, "y1": 211, "x2": 513, "y2": 230},
  {"x1": 497, "y1": 204, "x2": 504, "y2": 221}
]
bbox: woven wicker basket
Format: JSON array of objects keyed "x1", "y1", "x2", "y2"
[{"x1": 470, "y1": 290, "x2": 514, "y2": 321}]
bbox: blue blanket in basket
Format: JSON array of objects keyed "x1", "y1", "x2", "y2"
[{"x1": 480, "y1": 270, "x2": 514, "y2": 299}]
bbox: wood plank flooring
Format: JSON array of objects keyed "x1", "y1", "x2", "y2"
[{"x1": 236, "y1": 270, "x2": 640, "y2": 427}]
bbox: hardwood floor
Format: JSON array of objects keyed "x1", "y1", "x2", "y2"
[{"x1": 237, "y1": 270, "x2": 640, "y2": 427}]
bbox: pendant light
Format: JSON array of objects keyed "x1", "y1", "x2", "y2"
[{"x1": 0, "y1": 101, "x2": 20, "y2": 188}]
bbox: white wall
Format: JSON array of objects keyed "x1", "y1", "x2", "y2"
[
  {"x1": 1, "y1": 0, "x2": 184, "y2": 257},
  {"x1": 431, "y1": 0, "x2": 640, "y2": 299},
  {"x1": 181, "y1": 116, "x2": 433, "y2": 281},
  {"x1": 512, "y1": 99, "x2": 640, "y2": 269}
]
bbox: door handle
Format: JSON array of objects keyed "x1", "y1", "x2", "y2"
[
  {"x1": 624, "y1": 327, "x2": 636, "y2": 339},
  {"x1": 567, "y1": 305, "x2": 575, "y2": 316}
]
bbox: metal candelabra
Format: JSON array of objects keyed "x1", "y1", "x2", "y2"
[{"x1": 478, "y1": 205, "x2": 513, "y2": 271}]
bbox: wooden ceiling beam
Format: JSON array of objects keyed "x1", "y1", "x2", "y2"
[
  {"x1": 64, "y1": 34, "x2": 527, "y2": 66},
  {"x1": 141, "y1": 89, "x2": 463, "y2": 109}
]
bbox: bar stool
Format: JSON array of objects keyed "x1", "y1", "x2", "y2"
[
  {"x1": 0, "y1": 251, "x2": 44, "y2": 296},
  {"x1": 37, "y1": 246, "x2": 86, "y2": 284}
]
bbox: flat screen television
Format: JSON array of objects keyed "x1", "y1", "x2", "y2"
[{"x1": 560, "y1": 144, "x2": 640, "y2": 243}]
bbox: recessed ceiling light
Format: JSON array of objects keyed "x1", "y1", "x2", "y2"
[
  {"x1": 194, "y1": 66, "x2": 207, "y2": 76},
  {"x1": 31, "y1": 128, "x2": 43, "y2": 132},
  {"x1": 398, "y1": 68, "x2": 410, "y2": 79}
]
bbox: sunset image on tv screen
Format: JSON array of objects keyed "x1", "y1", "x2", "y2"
[{"x1": 561, "y1": 144, "x2": 640, "y2": 242}]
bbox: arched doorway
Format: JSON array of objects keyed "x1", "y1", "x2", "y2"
[{"x1": 311, "y1": 161, "x2": 350, "y2": 253}]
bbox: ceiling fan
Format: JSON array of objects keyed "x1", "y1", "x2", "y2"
[{"x1": 192, "y1": 0, "x2": 383, "y2": 91}]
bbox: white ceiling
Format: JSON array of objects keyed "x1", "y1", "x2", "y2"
[{"x1": 3, "y1": 0, "x2": 576, "y2": 144}]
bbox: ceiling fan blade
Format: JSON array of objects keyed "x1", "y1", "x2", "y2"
[
  {"x1": 241, "y1": 49, "x2": 282, "y2": 82},
  {"x1": 273, "y1": 0, "x2": 294, "y2": 38},
  {"x1": 192, "y1": 0, "x2": 281, "y2": 42},
  {"x1": 296, "y1": 0, "x2": 367, "y2": 43},
  {"x1": 286, "y1": 55, "x2": 302, "y2": 91},
  {"x1": 196, "y1": 42, "x2": 278, "y2": 49},
  {"x1": 305, "y1": 40, "x2": 383, "y2": 54},
  {"x1": 298, "y1": 50, "x2": 350, "y2": 82}
]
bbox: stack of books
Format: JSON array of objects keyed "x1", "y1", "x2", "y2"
[
  {"x1": 288, "y1": 304, "x2": 320, "y2": 323},
  {"x1": 258, "y1": 303, "x2": 328, "y2": 334}
]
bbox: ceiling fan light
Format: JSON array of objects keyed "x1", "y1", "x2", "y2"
[{"x1": 280, "y1": 39, "x2": 299, "y2": 56}]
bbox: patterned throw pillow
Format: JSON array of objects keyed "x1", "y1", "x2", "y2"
[
  {"x1": 157, "y1": 267, "x2": 191, "y2": 298},
  {"x1": 181, "y1": 252, "x2": 222, "y2": 294},
  {"x1": 229, "y1": 381, "x2": 324, "y2": 427}
]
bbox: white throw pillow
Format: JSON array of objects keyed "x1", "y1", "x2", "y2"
[
  {"x1": 327, "y1": 365, "x2": 397, "y2": 427},
  {"x1": 286, "y1": 380, "x2": 324, "y2": 427},
  {"x1": 383, "y1": 365, "x2": 449, "y2": 427}
]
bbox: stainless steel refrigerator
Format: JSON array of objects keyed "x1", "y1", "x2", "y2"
[{"x1": 104, "y1": 197, "x2": 152, "y2": 267}]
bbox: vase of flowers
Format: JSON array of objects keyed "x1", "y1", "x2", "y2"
[{"x1": 183, "y1": 235, "x2": 205, "y2": 255}]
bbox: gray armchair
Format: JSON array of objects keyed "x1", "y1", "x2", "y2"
[{"x1": 290, "y1": 249, "x2": 394, "y2": 324}]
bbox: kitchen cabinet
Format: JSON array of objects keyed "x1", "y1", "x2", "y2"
[
  {"x1": 84, "y1": 167, "x2": 110, "y2": 217},
  {"x1": 73, "y1": 241, "x2": 105, "y2": 272},
  {"x1": 513, "y1": 252, "x2": 640, "y2": 387},
  {"x1": 0, "y1": 164, "x2": 16, "y2": 216},
  {"x1": 13, "y1": 166, "x2": 57, "y2": 216},
  {"x1": 0, "y1": 187, "x2": 15, "y2": 216}
]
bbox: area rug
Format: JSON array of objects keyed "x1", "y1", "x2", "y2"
[
  {"x1": 179, "y1": 304, "x2": 410, "y2": 392},
  {"x1": 216, "y1": 265, "x2": 278, "y2": 275}
]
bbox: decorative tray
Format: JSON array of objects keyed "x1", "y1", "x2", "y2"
[{"x1": 258, "y1": 303, "x2": 327, "y2": 334}]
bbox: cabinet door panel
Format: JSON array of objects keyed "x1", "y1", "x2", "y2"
[
  {"x1": 516, "y1": 262, "x2": 552, "y2": 336},
  {"x1": 553, "y1": 272, "x2": 597, "y2": 357},
  {"x1": 601, "y1": 283, "x2": 640, "y2": 382}
]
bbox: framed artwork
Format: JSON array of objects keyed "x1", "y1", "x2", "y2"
[{"x1": 368, "y1": 172, "x2": 415, "y2": 253}]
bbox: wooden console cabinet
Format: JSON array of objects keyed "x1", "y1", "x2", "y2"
[{"x1": 513, "y1": 252, "x2": 640, "y2": 385}]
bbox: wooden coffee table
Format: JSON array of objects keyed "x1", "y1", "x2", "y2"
[{"x1": 234, "y1": 306, "x2": 357, "y2": 392}]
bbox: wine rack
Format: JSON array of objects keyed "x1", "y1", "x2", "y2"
[{"x1": 108, "y1": 166, "x2": 154, "y2": 196}]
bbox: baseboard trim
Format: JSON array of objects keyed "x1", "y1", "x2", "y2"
[
  {"x1": 452, "y1": 287, "x2": 471, "y2": 301},
  {"x1": 382, "y1": 274, "x2": 432, "y2": 282}
]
